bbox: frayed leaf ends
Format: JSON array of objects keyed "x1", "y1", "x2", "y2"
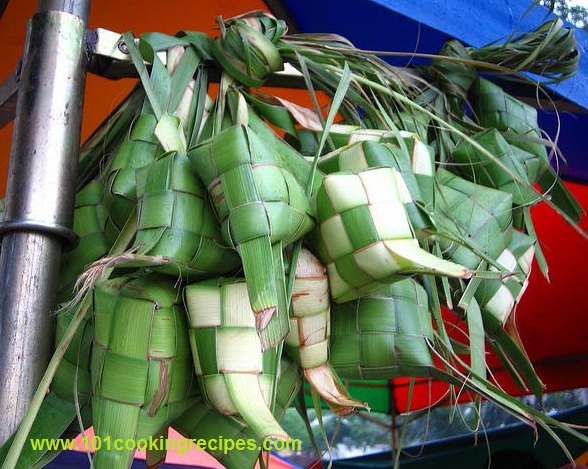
[{"x1": 304, "y1": 364, "x2": 369, "y2": 415}]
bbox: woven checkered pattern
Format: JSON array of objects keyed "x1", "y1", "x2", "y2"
[
  {"x1": 58, "y1": 181, "x2": 110, "y2": 300},
  {"x1": 188, "y1": 123, "x2": 314, "y2": 322},
  {"x1": 313, "y1": 167, "x2": 469, "y2": 302},
  {"x1": 475, "y1": 230, "x2": 535, "y2": 332},
  {"x1": 173, "y1": 359, "x2": 301, "y2": 469},
  {"x1": 434, "y1": 169, "x2": 514, "y2": 269},
  {"x1": 319, "y1": 139, "x2": 435, "y2": 235},
  {"x1": 183, "y1": 279, "x2": 288, "y2": 440},
  {"x1": 189, "y1": 124, "x2": 313, "y2": 248},
  {"x1": 314, "y1": 167, "x2": 415, "y2": 302},
  {"x1": 134, "y1": 151, "x2": 239, "y2": 277},
  {"x1": 103, "y1": 113, "x2": 163, "y2": 243},
  {"x1": 453, "y1": 128, "x2": 539, "y2": 206},
  {"x1": 284, "y1": 249, "x2": 330, "y2": 369},
  {"x1": 329, "y1": 278, "x2": 435, "y2": 380},
  {"x1": 473, "y1": 78, "x2": 541, "y2": 138},
  {"x1": 91, "y1": 275, "x2": 195, "y2": 468}
]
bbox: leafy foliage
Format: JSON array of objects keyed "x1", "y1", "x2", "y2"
[{"x1": 1, "y1": 9, "x2": 587, "y2": 469}]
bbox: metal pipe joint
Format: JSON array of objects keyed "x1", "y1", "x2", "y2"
[{"x1": 0, "y1": 3, "x2": 90, "y2": 445}]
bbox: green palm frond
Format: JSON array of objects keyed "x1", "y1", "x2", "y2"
[
  {"x1": 3, "y1": 10, "x2": 586, "y2": 469},
  {"x1": 312, "y1": 167, "x2": 470, "y2": 303},
  {"x1": 92, "y1": 275, "x2": 196, "y2": 468},
  {"x1": 329, "y1": 278, "x2": 435, "y2": 379}
]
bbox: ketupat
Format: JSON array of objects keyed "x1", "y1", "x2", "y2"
[
  {"x1": 469, "y1": 76, "x2": 584, "y2": 231},
  {"x1": 473, "y1": 230, "x2": 543, "y2": 397},
  {"x1": 329, "y1": 278, "x2": 436, "y2": 381},
  {"x1": 57, "y1": 181, "x2": 112, "y2": 301},
  {"x1": 183, "y1": 279, "x2": 288, "y2": 441},
  {"x1": 317, "y1": 136, "x2": 435, "y2": 234},
  {"x1": 188, "y1": 123, "x2": 314, "y2": 333},
  {"x1": 452, "y1": 128, "x2": 539, "y2": 207},
  {"x1": 133, "y1": 150, "x2": 240, "y2": 278},
  {"x1": 433, "y1": 168, "x2": 514, "y2": 270},
  {"x1": 173, "y1": 358, "x2": 302, "y2": 469},
  {"x1": 1, "y1": 9, "x2": 587, "y2": 469},
  {"x1": 91, "y1": 275, "x2": 197, "y2": 469},
  {"x1": 475, "y1": 230, "x2": 535, "y2": 333},
  {"x1": 284, "y1": 247, "x2": 368, "y2": 414},
  {"x1": 102, "y1": 110, "x2": 162, "y2": 244},
  {"x1": 311, "y1": 167, "x2": 471, "y2": 303},
  {"x1": 102, "y1": 38, "x2": 204, "y2": 244}
]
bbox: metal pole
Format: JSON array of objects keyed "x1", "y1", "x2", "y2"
[{"x1": 0, "y1": 0, "x2": 90, "y2": 444}]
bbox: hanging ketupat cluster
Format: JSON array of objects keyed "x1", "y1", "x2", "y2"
[{"x1": 1, "y1": 10, "x2": 587, "y2": 469}]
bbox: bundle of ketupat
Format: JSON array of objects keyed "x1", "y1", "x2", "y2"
[{"x1": 1, "y1": 10, "x2": 586, "y2": 469}]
